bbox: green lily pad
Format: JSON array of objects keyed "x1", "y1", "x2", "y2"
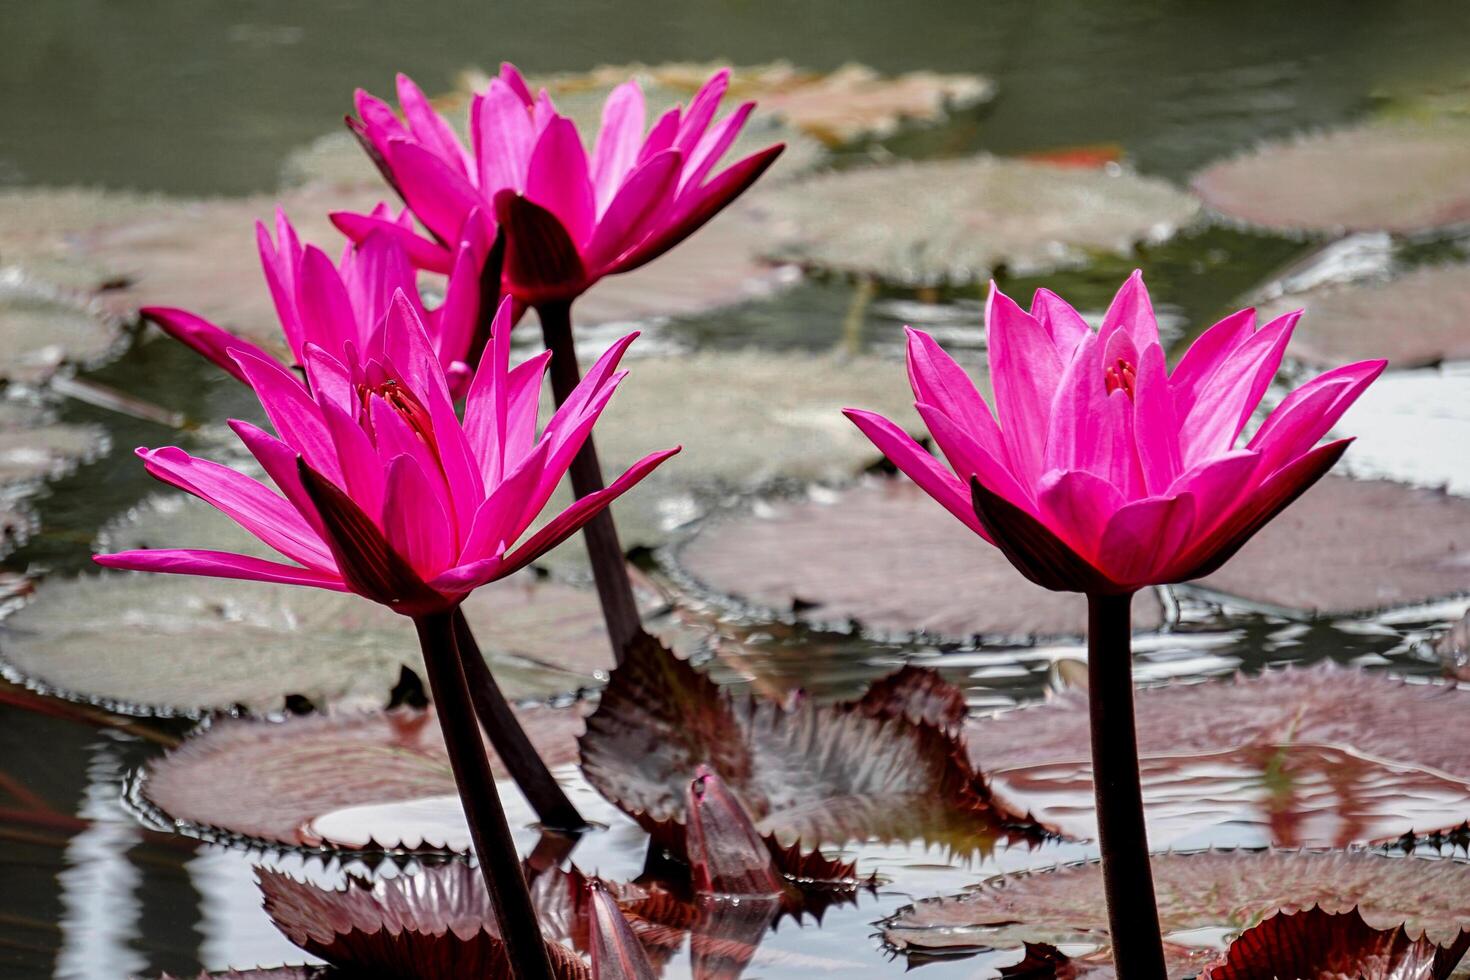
[
  {"x1": 1260, "y1": 263, "x2": 1470, "y2": 369},
  {"x1": 1192, "y1": 120, "x2": 1470, "y2": 234},
  {"x1": 968, "y1": 663, "x2": 1470, "y2": 848},
  {"x1": 882, "y1": 849, "x2": 1470, "y2": 976},
  {"x1": 759, "y1": 155, "x2": 1201, "y2": 286}
]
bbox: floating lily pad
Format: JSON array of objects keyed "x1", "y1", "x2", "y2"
[
  {"x1": 0, "y1": 267, "x2": 123, "y2": 384},
  {"x1": 579, "y1": 634, "x2": 1033, "y2": 853},
  {"x1": 667, "y1": 477, "x2": 1167, "y2": 641},
  {"x1": 1198, "y1": 905, "x2": 1470, "y2": 980},
  {"x1": 0, "y1": 400, "x2": 107, "y2": 487},
  {"x1": 0, "y1": 557, "x2": 669, "y2": 716},
  {"x1": 1260, "y1": 264, "x2": 1470, "y2": 369},
  {"x1": 1192, "y1": 121, "x2": 1470, "y2": 234},
  {"x1": 141, "y1": 703, "x2": 584, "y2": 850},
  {"x1": 1327, "y1": 364, "x2": 1470, "y2": 496},
  {"x1": 760, "y1": 156, "x2": 1200, "y2": 287},
  {"x1": 967, "y1": 664, "x2": 1470, "y2": 848},
  {"x1": 1189, "y1": 476, "x2": 1470, "y2": 614},
  {"x1": 259, "y1": 867, "x2": 589, "y2": 978},
  {"x1": 882, "y1": 849, "x2": 1470, "y2": 976}
]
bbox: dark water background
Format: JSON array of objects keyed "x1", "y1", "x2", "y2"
[{"x1": 3, "y1": 2, "x2": 1470, "y2": 977}]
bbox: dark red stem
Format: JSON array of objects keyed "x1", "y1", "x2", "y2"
[
  {"x1": 535, "y1": 299, "x2": 642, "y2": 663},
  {"x1": 452, "y1": 608, "x2": 587, "y2": 832},
  {"x1": 414, "y1": 609, "x2": 554, "y2": 980},
  {"x1": 1087, "y1": 591, "x2": 1166, "y2": 980}
]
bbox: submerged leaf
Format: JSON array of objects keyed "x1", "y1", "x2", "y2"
[
  {"x1": 882, "y1": 850, "x2": 1470, "y2": 975},
  {"x1": 968, "y1": 663, "x2": 1470, "y2": 848},
  {"x1": 1192, "y1": 120, "x2": 1470, "y2": 234},
  {"x1": 142, "y1": 703, "x2": 583, "y2": 850},
  {"x1": 760, "y1": 155, "x2": 1199, "y2": 286},
  {"x1": 1199, "y1": 905, "x2": 1470, "y2": 980},
  {"x1": 259, "y1": 867, "x2": 589, "y2": 978},
  {"x1": 579, "y1": 633, "x2": 1035, "y2": 854}
]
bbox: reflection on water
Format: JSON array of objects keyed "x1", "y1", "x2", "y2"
[{"x1": 4, "y1": 0, "x2": 1470, "y2": 976}]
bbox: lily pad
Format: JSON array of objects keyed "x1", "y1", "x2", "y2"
[
  {"x1": 667, "y1": 477, "x2": 1168, "y2": 641},
  {"x1": 259, "y1": 867, "x2": 589, "y2": 978},
  {"x1": 141, "y1": 703, "x2": 585, "y2": 850},
  {"x1": 1198, "y1": 905, "x2": 1470, "y2": 980},
  {"x1": 967, "y1": 664, "x2": 1470, "y2": 848},
  {"x1": 881, "y1": 849, "x2": 1470, "y2": 976},
  {"x1": 1188, "y1": 476, "x2": 1470, "y2": 615},
  {"x1": 759, "y1": 155, "x2": 1200, "y2": 286},
  {"x1": 0, "y1": 400, "x2": 108, "y2": 487},
  {"x1": 579, "y1": 633, "x2": 1034, "y2": 853},
  {"x1": 0, "y1": 267, "x2": 123, "y2": 384},
  {"x1": 1191, "y1": 120, "x2": 1470, "y2": 234},
  {"x1": 0, "y1": 561, "x2": 668, "y2": 716},
  {"x1": 1259, "y1": 264, "x2": 1470, "y2": 370}
]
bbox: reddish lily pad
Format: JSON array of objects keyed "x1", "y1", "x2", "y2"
[
  {"x1": 668, "y1": 477, "x2": 1168, "y2": 641},
  {"x1": 1258, "y1": 264, "x2": 1470, "y2": 370},
  {"x1": 259, "y1": 867, "x2": 589, "y2": 978},
  {"x1": 579, "y1": 633, "x2": 1035, "y2": 853},
  {"x1": 0, "y1": 266, "x2": 124, "y2": 384},
  {"x1": 1191, "y1": 120, "x2": 1470, "y2": 234},
  {"x1": 761, "y1": 155, "x2": 1200, "y2": 286},
  {"x1": 968, "y1": 663, "x2": 1470, "y2": 848},
  {"x1": 882, "y1": 849, "x2": 1470, "y2": 976},
  {"x1": 140, "y1": 703, "x2": 584, "y2": 850},
  {"x1": 1198, "y1": 905, "x2": 1470, "y2": 980}
]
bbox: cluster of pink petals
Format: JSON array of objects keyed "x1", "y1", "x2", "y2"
[
  {"x1": 96, "y1": 296, "x2": 677, "y2": 615},
  {"x1": 144, "y1": 206, "x2": 493, "y2": 395},
  {"x1": 335, "y1": 64, "x2": 783, "y2": 307},
  {"x1": 846, "y1": 272, "x2": 1385, "y2": 594}
]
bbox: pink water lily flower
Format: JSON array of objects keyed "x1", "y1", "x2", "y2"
[
  {"x1": 334, "y1": 63, "x2": 783, "y2": 307},
  {"x1": 145, "y1": 204, "x2": 493, "y2": 394},
  {"x1": 96, "y1": 295, "x2": 677, "y2": 616},
  {"x1": 846, "y1": 271, "x2": 1385, "y2": 595}
]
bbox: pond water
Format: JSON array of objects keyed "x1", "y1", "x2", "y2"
[{"x1": 3, "y1": 2, "x2": 1470, "y2": 978}]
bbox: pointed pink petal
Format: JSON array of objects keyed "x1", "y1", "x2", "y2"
[
  {"x1": 230, "y1": 348, "x2": 342, "y2": 484},
  {"x1": 904, "y1": 327, "x2": 1009, "y2": 469},
  {"x1": 94, "y1": 549, "x2": 347, "y2": 590},
  {"x1": 353, "y1": 88, "x2": 408, "y2": 152},
  {"x1": 498, "y1": 62, "x2": 534, "y2": 105},
  {"x1": 341, "y1": 227, "x2": 420, "y2": 340},
  {"x1": 986, "y1": 284, "x2": 1062, "y2": 487},
  {"x1": 256, "y1": 220, "x2": 305, "y2": 360},
  {"x1": 329, "y1": 210, "x2": 455, "y2": 273},
  {"x1": 680, "y1": 101, "x2": 753, "y2": 195},
  {"x1": 843, "y1": 409, "x2": 987, "y2": 539},
  {"x1": 1097, "y1": 269, "x2": 1159, "y2": 350},
  {"x1": 1029, "y1": 288, "x2": 1091, "y2": 360},
  {"x1": 463, "y1": 297, "x2": 517, "y2": 485},
  {"x1": 383, "y1": 138, "x2": 486, "y2": 245},
  {"x1": 584, "y1": 149, "x2": 682, "y2": 274},
  {"x1": 916, "y1": 402, "x2": 1033, "y2": 510},
  {"x1": 318, "y1": 399, "x2": 386, "y2": 523},
  {"x1": 382, "y1": 454, "x2": 456, "y2": 578},
  {"x1": 591, "y1": 80, "x2": 648, "y2": 213},
  {"x1": 297, "y1": 245, "x2": 360, "y2": 360},
  {"x1": 1166, "y1": 449, "x2": 1260, "y2": 542},
  {"x1": 1131, "y1": 343, "x2": 1183, "y2": 495},
  {"x1": 638, "y1": 107, "x2": 682, "y2": 165},
  {"x1": 1248, "y1": 359, "x2": 1386, "y2": 477},
  {"x1": 140, "y1": 307, "x2": 270, "y2": 384},
  {"x1": 472, "y1": 78, "x2": 535, "y2": 195},
  {"x1": 1036, "y1": 468, "x2": 1125, "y2": 564},
  {"x1": 229, "y1": 418, "x2": 327, "y2": 539},
  {"x1": 675, "y1": 69, "x2": 731, "y2": 155},
  {"x1": 526, "y1": 116, "x2": 596, "y2": 248},
  {"x1": 1169, "y1": 307, "x2": 1256, "y2": 420},
  {"x1": 1179, "y1": 311, "x2": 1297, "y2": 467},
  {"x1": 395, "y1": 73, "x2": 471, "y2": 177},
  {"x1": 459, "y1": 439, "x2": 553, "y2": 564},
  {"x1": 1097, "y1": 492, "x2": 1197, "y2": 587}
]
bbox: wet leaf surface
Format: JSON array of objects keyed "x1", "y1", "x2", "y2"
[
  {"x1": 882, "y1": 849, "x2": 1470, "y2": 975},
  {"x1": 1198, "y1": 905, "x2": 1470, "y2": 980},
  {"x1": 1260, "y1": 264, "x2": 1470, "y2": 369},
  {"x1": 668, "y1": 477, "x2": 1168, "y2": 641},
  {"x1": 141, "y1": 703, "x2": 584, "y2": 849},
  {"x1": 579, "y1": 633, "x2": 1036, "y2": 853},
  {"x1": 968, "y1": 664, "x2": 1470, "y2": 848},
  {"x1": 0, "y1": 400, "x2": 107, "y2": 487},
  {"x1": 0, "y1": 268, "x2": 124, "y2": 384},
  {"x1": 760, "y1": 155, "x2": 1200, "y2": 286},
  {"x1": 259, "y1": 867, "x2": 590, "y2": 978},
  {"x1": 1192, "y1": 120, "x2": 1470, "y2": 234}
]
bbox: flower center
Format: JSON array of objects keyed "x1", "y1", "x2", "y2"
[
  {"x1": 1104, "y1": 357, "x2": 1137, "y2": 400},
  {"x1": 357, "y1": 376, "x2": 438, "y2": 454}
]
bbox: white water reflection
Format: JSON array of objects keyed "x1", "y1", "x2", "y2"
[{"x1": 1333, "y1": 361, "x2": 1470, "y2": 495}]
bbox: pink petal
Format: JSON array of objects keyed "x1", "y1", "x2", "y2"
[
  {"x1": 382, "y1": 454, "x2": 456, "y2": 577},
  {"x1": 1178, "y1": 311, "x2": 1297, "y2": 467},
  {"x1": 330, "y1": 210, "x2": 455, "y2": 273},
  {"x1": 916, "y1": 401, "x2": 1033, "y2": 510},
  {"x1": 94, "y1": 549, "x2": 346, "y2": 590},
  {"x1": 904, "y1": 327, "x2": 1009, "y2": 468},
  {"x1": 140, "y1": 307, "x2": 270, "y2": 384},
  {"x1": 463, "y1": 297, "x2": 516, "y2": 485},
  {"x1": 1169, "y1": 307, "x2": 1255, "y2": 420},
  {"x1": 341, "y1": 227, "x2": 420, "y2": 341},
  {"x1": 1036, "y1": 468, "x2": 1126, "y2": 563},
  {"x1": 525, "y1": 117, "x2": 596, "y2": 248},
  {"x1": 843, "y1": 409, "x2": 987, "y2": 539},
  {"x1": 1097, "y1": 269, "x2": 1160, "y2": 350},
  {"x1": 317, "y1": 399, "x2": 386, "y2": 523},
  {"x1": 395, "y1": 73, "x2": 471, "y2": 178},
  {"x1": 472, "y1": 78, "x2": 535, "y2": 195},
  {"x1": 1131, "y1": 343, "x2": 1183, "y2": 495},
  {"x1": 384, "y1": 138, "x2": 487, "y2": 245},
  {"x1": 1248, "y1": 359, "x2": 1386, "y2": 477},
  {"x1": 256, "y1": 220, "x2": 305, "y2": 360},
  {"x1": 498, "y1": 62, "x2": 534, "y2": 105},
  {"x1": 1029, "y1": 288, "x2": 1091, "y2": 361},
  {"x1": 675, "y1": 69, "x2": 730, "y2": 155},
  {"x1": 228, "y1": 418, "x2": 327, "y2": 538},
  {"x1": 459, "y1": 440, "x2": 553, "y2": 564},
  {"x1": 638, "y1": 107, "x2": 682, "y2": 165},
  {"x1": 230, "y1": 348, "x2": 342, "y2": 484},
  {"x1": 679, "y1": 101, "x2": 754, "y2": 195},
  {"x1": 591, "y1": 80, "x2": 648, "y2": 213},
  {"x1": 1096, "y1": 492, "x2": 1197, "y2": 587},
  {"x1": 296, "y1": 245, "x2": 360, "y2": 360},
  {"x1": 583, "y1": 149, "x2": 682, "y2": 274},
  {"x1": 986, "y1": 284, "x2": 1062, "y2": 487},
  {"x1": 1165, "y1": 449, "x2": 1260, "y2": 542}
]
